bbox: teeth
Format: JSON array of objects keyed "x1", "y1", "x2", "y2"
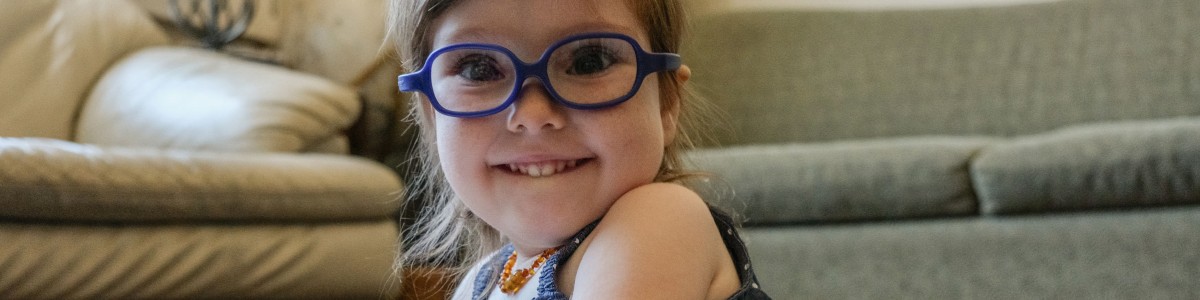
[{"x1": 508, "y1": 160, "x2": 580, "y2": 177}]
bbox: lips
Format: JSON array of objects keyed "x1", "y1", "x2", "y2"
[{"x1": 500, "y1": 158, "x2": 590, "y2": 177}]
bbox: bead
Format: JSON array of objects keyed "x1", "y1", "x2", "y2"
[{"x1": 497, "y1": 247, "x2": 560, "y2": 295}]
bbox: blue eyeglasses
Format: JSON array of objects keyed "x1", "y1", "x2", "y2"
[{"x1": 397, "y1": 32, "x2": 681, "y2": 118}]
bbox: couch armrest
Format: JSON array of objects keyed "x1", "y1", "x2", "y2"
[
  {"x1": 0, "y1": 138, "x2": 401, "y2": 222},
  {"x1": 75, "y1": 47, "x2": 360, "y2": 154}
]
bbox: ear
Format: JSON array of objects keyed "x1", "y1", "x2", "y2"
[
  {"x1": 677, "y1": 64, "x2": 692, "y2": 82},
  {"x1": 661, "y1": 65, "x2": 691, "y2": 145}
]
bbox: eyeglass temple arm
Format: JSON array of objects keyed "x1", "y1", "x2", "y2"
[
  {"x1": 651, "y1": 53, "x2": 682, "y2": 71},
  {"x1": 397, "y1": 73, "x2": 423, "y2": 92}
]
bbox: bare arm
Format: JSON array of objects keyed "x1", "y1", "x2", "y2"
[{"x1": 567, "y1": 183, "x2": 739, "y2": 299}]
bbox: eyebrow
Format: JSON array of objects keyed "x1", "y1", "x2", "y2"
[{"x1": 440, "y1": 21, "x2": 642, "y2": 47}]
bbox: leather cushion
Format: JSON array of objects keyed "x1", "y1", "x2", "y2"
[
  {"x1": 75, "y1": 47, "x2": 360, "y2": 153},
  {"x1": 0, "y1": 0, "x2": 167, "y2": 139}
]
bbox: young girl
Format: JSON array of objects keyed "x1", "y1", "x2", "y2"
[{"x1": 390, "y1": 0, "x2": 770, "y2": 298}]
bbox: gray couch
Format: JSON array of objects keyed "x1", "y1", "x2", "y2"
[{"x1": 682, "y1": 0, "x2": 1200, "y2": 298}]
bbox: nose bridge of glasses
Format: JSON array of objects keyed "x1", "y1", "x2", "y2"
[
  {"x1": 512, "y1": 57, "x2": 562, "y2": 101},
  {"x1": 509, "y1": 73, "x2": 568, "y2": 129},
  {"x1": 513, "y1": 75, "x2": 562, "y2": 109}
]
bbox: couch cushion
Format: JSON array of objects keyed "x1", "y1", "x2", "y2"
[
  {"x1": 689, "y1": 137, "x2": 992, "y2": 225},
  {"x1": 0, "y1": 138, "x2": 401, "y2": 222},
  {"x1": 744, "y1": 207, "x2": 1200, "y2": 299},
  {"x1": 0, "y1": 0, "x2": 168, "y2": 139},
  {"x1": 972, "y1": 117, "x2": 1200, "y2": 215},
  {"x1": 0, "y1": 221, "x2": 398, "y2": 299},
  {"x1": 75, "y1": 47, "x2": 359, "y2": 153},
  {"x1": 684, "y1": 0, "x2": 1200, "y2": 145}
]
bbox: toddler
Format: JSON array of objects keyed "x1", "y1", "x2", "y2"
[{"x1": 390, "y1": 0, "x2": 771, "y2": 299}]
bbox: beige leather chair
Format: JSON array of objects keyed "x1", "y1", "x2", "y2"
[{"x1": 0, "y1": 0, "x2": 402, "y2": 298}]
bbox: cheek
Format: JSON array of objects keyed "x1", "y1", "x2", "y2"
[
  {"x1": 433, "y1": 117, "x2": 482, "y2": 185},
  {"x1": 599, "y1": 87, "x2": 668, "y2": 170},
  {"x1": 625, "y1": 80, "x2": 668, "y2": 147}
]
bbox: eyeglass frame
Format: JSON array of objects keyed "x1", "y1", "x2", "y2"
[{"x1": 397, "y1": 32, "x2": 682, "y2": 118}]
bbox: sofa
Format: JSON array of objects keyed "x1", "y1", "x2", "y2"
[
  {"x1": 682, "y1": 0, "x2": 1200, "y2": 298},
  {"x1": 0, "y1": 0, "x2": 402, "y2": 298}
]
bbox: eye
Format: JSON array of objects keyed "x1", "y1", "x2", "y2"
[
  {"x1": 454, "y1": 54, "x2": 506, "y2": 82},
  {"x1": 566, "y1": 45, "x2": 616, "y2": 76}
]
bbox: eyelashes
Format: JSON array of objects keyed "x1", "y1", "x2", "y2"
[
  {"x1": 449, "y1": 53, "x2": 508, "y2": 83},
  {"x1": 563, "y1": 45, "x2": 620, "y2": 76},
  {"x1": 440, "y1": 42, "x2": 631, "y2": 82}
]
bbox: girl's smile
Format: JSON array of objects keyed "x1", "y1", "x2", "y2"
[
  {"x1": 485, "y1": 137, "x2": 597, "y2": 178},
  {"x1": 495, "y1": 158, "x2": 592, "y2": 178}
]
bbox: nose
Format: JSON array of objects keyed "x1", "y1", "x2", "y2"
[{"x1": 506, "y1": 78, "x2": 566, "y2": 133}]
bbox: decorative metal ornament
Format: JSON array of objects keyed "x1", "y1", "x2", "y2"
[{"x1": 168, "y1": 0, "x2": 255, "y2": 50}]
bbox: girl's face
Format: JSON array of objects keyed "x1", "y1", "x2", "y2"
[{"x1": 427, "y1": 0, "x2": 679, "y2": 251}]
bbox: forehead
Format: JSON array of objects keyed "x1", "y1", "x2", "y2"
[{"x1": 429, "y1": 0, "x2": 646, "y2": 56}]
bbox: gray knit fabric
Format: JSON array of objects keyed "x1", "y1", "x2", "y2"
[
  {"x1": 683, "y1": 0, "x2": 1200, "y2": 146},
  {"x1": 746, "y1": 207, "x2": 1200, "y2": 299},
  {"x1": 681, "y1": 0, "x2": 1200, "y2": 297},
  {"x1": 972, "y1": 117, "x2": 1200, "y2": 214},
  {"x1": 688, "y1": 137, "x2": 993, "y2": 225}
]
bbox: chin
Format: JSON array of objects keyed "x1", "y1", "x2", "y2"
[{"x1": 508, "y1": 204, "x2": 606, "y2": 244}]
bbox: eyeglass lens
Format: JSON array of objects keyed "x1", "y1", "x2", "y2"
[{"x1": 428, "y1": 37, "x2": 638, "y2": 114}]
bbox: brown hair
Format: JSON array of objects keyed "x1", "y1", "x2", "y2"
[{"x1": 386, "y1": 0, "x2": 713, "y2": 283}]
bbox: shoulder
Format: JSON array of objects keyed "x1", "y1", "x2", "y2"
[
  {"x1": 567, "y1": 183, "x2": 736, "y2": 299},
  {"x1": 450, "y1": 260, "x2": 483, "y2": 300},
  {"x1": 449, "y1": 268, "x2": 475, "y2": 300},
  {"x1": 598, "y1": 183, "x2": 718, "y2": 257},
  {"x1": 450, "y1": 248, "x2": 503, "y2": 300},
  {"x1": 609, "y1": 182, "x2": 711, "y2": 223}
]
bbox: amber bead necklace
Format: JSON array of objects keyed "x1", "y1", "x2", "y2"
[{"x1": 498, "y1": 247, "x2": 560, "y2": 294}]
